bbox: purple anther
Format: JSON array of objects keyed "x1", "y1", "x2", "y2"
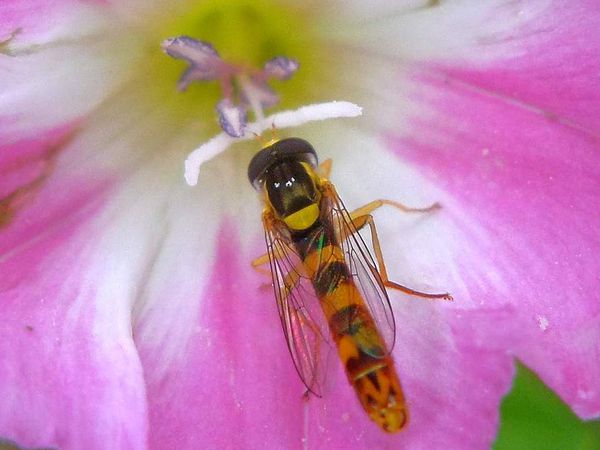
[
  {"x1": 216, "y1": 99, "x2": 247, "y2": 137},
  {"x1": 263, "y1": 56, "x2": 299, "y2": 80},
  {"x1": 161, "y1": 36, "x2": 223, "y2": 90},
  {"x1": 161, "y1": 36, "x2": 219, "y2": 61},
  {"x1": 163, "y1": 37, "x2": 301, "y2": 136}
]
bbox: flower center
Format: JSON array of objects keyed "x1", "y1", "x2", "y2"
[
  {"x1": 162, "y1": 35, "x2": 299, "y2": 136},
  {"x1": 164, "y1": 0, "x2": 307, "y2": 69},
  {"x1": 144, "y1": 0, "x2": 323, "y2": 136},
  {"x1": 135, "y1": 0, "x2": 362, "y2": 185}
]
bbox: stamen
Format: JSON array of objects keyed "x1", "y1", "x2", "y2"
[
  {"x1": 263, "y1": 56, "x2": 299, "y2": 80},
  {"x1": 163, "y1": 38, "x2": 362, "y2": 186},
  {"x1": 239, "y1": 75, "x2": 272, "y2": 123},
  {"x1": 216, "y1": 99, "x2": 246, "y2": 138},
  {"x1": 162, "y1": 36, "x2": 300, "y2": 137},
  {"x1": 161, "y1": 37, "x2": 224, "y2": 91},
  {"x1": 184, "y1": 101, "x2": 363, "y2": 186}
]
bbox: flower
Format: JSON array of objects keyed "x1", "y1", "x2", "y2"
[{"x1": 1, "y1": 1, "x2": 599, "y2": 449}]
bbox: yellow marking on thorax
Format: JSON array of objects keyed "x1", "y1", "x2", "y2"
[{"x1": 283, "y1": 203, "x2": 320, "y2": 231}]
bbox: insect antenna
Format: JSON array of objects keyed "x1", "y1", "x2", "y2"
[
  {"x1": 252, "y1": 132, "x2": 266, "y2": 144},
  {"x1": 270, "y1": 122, "x2": 279, "y2": 142}
]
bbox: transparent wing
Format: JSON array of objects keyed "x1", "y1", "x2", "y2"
[
  {"x1": 263, "y1": 214, "x2": 334, "y2": 397},
  {"x1": 323, "y1": 183, "x2": 397, "y2": 356}
]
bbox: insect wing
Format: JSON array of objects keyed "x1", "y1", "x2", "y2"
[
  {"x1": 263, "y1": 216, "x2": 333, "y2": 397},
  {"x1": 324, "y1": 184, "x2": 397, "y2": 357}
]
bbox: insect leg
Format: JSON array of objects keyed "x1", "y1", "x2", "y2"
[
  {"x1": 353, "y1": 214, "x2": 452, "y2": 301},
  {"x1": 318, "y1": 158, "x2": 333, "y2": 179},
  {"x1": 251, "y1": 239, "x2": 296, "y2": 276},
  {"x1": 251, "y1": 253, "x2": 272, "y2": 276},
  {"x1": 349, "y1": 199, "x2": 440, "y2": 219},
  {"x1": 252, "y1": 250, "x2": 306, "y2": 297}
]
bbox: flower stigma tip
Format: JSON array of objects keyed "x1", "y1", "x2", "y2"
[{"x1": 161, "y1": 36, "x2": 362, "y2": 186}]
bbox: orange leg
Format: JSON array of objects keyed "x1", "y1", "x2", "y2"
[
  {"x1": 319, "y1": 158, "x2": 333, "y2": 179},
  {"x1": 251, "y1": 252, "x2": 272, "y2": 276},
  {"x1": 350, "y1": 212, "x2": 452, "y2": 301},
  {"x1": 251, "y1": 250, "x2": 305, "y2": 297},
  {"x1": 251, "y1": 237, "x2": 297, "y2": 276},
  {"x1": 349, "y1": 198, "x2": 440, "y2": 217}
]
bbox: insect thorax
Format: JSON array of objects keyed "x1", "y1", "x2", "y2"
[{"x1": 263, "y1": 160, "x2": 322, "y2": 231}]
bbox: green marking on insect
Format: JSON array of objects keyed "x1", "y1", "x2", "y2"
[{"x1": 317, "y1": 233, "x2": 325, "y2": 253}]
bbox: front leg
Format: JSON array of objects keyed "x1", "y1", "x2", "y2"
[{"x1": 349, "y1": 199, "x2": 440, "y2": 218}]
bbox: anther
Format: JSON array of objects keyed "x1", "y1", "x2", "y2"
[{"x1": 162, "y1": 36, "x2": 299, "y2": 137}]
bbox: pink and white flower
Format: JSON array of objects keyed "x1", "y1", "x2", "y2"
[{"x1": 1, "y1": 1, "x2": 598, "y2": 449}]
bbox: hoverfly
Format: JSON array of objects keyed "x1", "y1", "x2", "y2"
[{"x1": 249, "y1": 137, "x2": 451, "y2": 433}]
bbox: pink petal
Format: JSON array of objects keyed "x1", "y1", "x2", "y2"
[
  {"x1": 3, "y1": 2, "x2": 597, "y2": 449},
  {"x1": 139, "y1": 222, "x2": 523, "y2": 449},
  {"x1": 443, "y1": 0, "x2": 600, "y2": 132},
  {"x1": 0, "y1": 1, "x2": 138, "y2": 143},
  {"x1": 0, "y1": 125, "x2": 75, "y2": 226},
  {"x1": 388, "y1": 60, "x2": 600, "y2": 418},
  {"x1": 1, "y1": 1, "x2": 76, "y2": 41},
  {"x1": 0, "y1": 0, "x2": 112, "y2": 45},
  {"x1": 300, "y1": 306, "x2": 520, "y2": 450},
  {"x1": 0, "y1": 129, "x2": 115, "y2": 256},
  {"x1": 137, "y1": 222, "x2": 304, "y2": 449},
  {"x1": 0, "y1": 148, "x2": 147, "y2": 449}
]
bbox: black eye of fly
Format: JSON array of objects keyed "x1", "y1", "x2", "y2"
[{"x1": 248, "y1": 137, "x2": 318, "y2": 189}]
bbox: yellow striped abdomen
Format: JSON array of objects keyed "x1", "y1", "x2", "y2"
[{"x1": 303, "y1": 244, "x2": 408, "y2": 432}]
